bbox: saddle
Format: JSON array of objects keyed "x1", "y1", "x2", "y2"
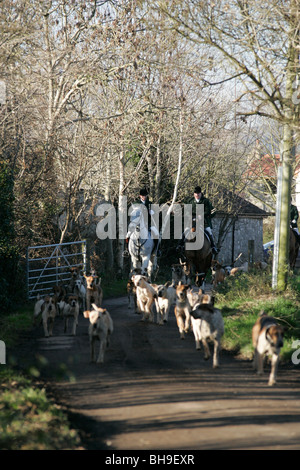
[{"x1": 177, "y1": 228, "x2": 217, "y2": 254}]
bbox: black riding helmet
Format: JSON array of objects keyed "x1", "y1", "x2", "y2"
[{"x1": 139, "y1": 188, "x2": 148, "y2": 196}]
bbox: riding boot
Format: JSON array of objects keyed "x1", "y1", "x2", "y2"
[
  {"x1": 176, "y1": 233, "x2": 185, "y2": 252},
  {"x1": 205, "y1": 230, "x2": 218, "y2": 255},
  {"x1": 211, "y1": 245, "x2": 218, "y2": 256},
  {"x1": 152, "y1": 239, "x2": 161, "y2": 256}
]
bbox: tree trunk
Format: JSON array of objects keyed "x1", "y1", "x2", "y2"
[
  {"x1": 160, "y1": 106, "x2": 183, "y2": 244},
  {"x1": 155, "y1": 135, "x2": 163, "y2": 201},
  {"x1": 277, "y1": 122, "x2": 293, "y2": 291},
  {"x1": 104, "y1": 151, "x2": 114, "y2": 274},
  {"x1": 117, "y1": 149, "x2": 125, "y2": 273},
  {"x1": 274, "y1": 4, "x2": 298, "y2": 291}
]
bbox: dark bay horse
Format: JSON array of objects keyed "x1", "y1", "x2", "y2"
[
  {"x1": 181, "y1": 227, "x2": 213, "y2": 288},
  {"x1": 290, "y1": 228, "x2": 300, "y2": 270}
]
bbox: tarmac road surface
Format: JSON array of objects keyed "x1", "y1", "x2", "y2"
[{"x1": 14, "y1": 294, "x2": 300, "y2": 451}]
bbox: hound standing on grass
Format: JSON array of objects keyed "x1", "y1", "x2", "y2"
[
  {"x1": 211, "y1": 260, "x2": 226, "y2": 287},
  {"x1": 83, "y1": 304, "x2": 113, "y2": 364},
  {"x1": 252, "y1": 312, "x2": 284, "y2": 386}
]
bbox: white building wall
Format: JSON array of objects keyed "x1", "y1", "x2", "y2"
[{"x1": 213, "y1": 215, "x2": 264, "y2": 266}]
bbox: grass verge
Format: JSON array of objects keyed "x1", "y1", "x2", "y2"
[
  {"x1": 215, "y1": 270, "x2": 300, "y2": 362},
  {"x1": 1, "y1": 271, "x2": 299, "y2": 448},
  {"x1": 0, "y1": 306, "x2": 82, "y2": 450}
]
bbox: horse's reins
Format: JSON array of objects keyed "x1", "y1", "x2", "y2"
[{"x1": 131, "y1": 225, "x2": 149, "y2": 257}]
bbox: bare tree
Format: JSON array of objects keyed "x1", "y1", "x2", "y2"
[
  {"x1": 1, "y1": 0, "x2": 264, "y2": 282},
  {"x1": 153, "y1": 0, "x2": 300, "y2": 289}
]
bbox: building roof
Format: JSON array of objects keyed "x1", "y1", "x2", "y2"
[
  {"x1": 215, "y1": 188, "x2": 270, "y2": 218},
  {"x1": 247, "y1": 153, "x2": 300, "y2": 179}
]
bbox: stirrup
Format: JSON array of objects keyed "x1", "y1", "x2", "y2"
[{"x1": 122, "y1": 249, "x2": 130, "y2": 258}]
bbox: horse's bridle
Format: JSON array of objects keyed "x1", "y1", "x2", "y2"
[
  {"x1": 131, "y1": 234, "x2": 148, "y2": 250},
  {"x1": 128, "y1": 208, "x2": 152, "y2": 257}
]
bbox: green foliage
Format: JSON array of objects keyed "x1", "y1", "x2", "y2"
[
  {"x1": 0, "y1": 303, "x2": 81, "y2": 450},
  {"x1": 0, "y1": 306, "x2": 34, "y2": 347},
  {"x1": 215, "y1": 271, "x2": 300, "y2": 361},
  {"x1": 0, "y1": 160, "x2": 20, "y2": 313},
  {"x1": 102, "y1": 277, "x2": 128, "y2": 298},
  {"x1": 0, "y1": 160, "x2": 15, "y2": 239},
  {"x1": 0, "y1": 370, "x2": 81, "y2": 450}
]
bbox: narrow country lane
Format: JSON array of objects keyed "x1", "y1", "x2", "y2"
[{"x1": 14, "y1": 294, "x2": 300, "y2": 451}]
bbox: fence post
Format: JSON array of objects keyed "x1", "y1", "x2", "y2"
[
  {"x1": 26, "y1": 240, "x2": 87, "y2": 299},
  {"x1": 82, "y1": 240, "x2": 87, "y2": 274},
  {"x1": 56, "y1": 246, "x2": 59, "y2": 287},
  {"x1": 26, "y1": 247, "x2": 29, "y2": 300},
  {"x1": 0, "y1": 340, "x2": 6, "y2": 364}
]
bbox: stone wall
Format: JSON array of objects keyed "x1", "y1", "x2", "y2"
[{"x1": 212, "y1": 215, "x2": 264, "y2": 266}]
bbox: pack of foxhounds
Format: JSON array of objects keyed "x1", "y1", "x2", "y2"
[{"x1": 34, "y1": 261, "x2": 284, "y2": 386}]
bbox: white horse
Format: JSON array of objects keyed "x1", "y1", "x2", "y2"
[{"x1": 126, "y1": 204, "x2": 156, "y2": 278}]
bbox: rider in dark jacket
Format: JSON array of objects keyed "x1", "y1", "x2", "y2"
[
  {"x1": 135, "y1": 188, "x2": 153, "y2": 231},
  {"x1": 177, "y1": 186, "x2": 218, "y2": 255},
  {"x1": 126, "y1": 188, "x2": 160, "y2": 254},
  {"x1": 291, "y1": 200, "x2": 300, "y2": 242},
  {"x1": 191, "y1": 186, "x2": 218, "y2": 255}
]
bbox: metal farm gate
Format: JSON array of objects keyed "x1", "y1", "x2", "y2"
[{"x1": 26, "y1": 240, "x2": 87, "y2": 300}]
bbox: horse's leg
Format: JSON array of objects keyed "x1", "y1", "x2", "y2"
[
  {"x1": 147, "y1": 257, "x2": 154, "y2": 280},
  {"x1": 141, "y1": 255, "x2": 150, "y2": 279},
  {"x1": 132, "y1": 257, "x2": 142, "y2": 272},
  {"x1": 129, "y1": 240, "x2": 140, "y2": 273},
  {"x1": 195, "y1": 273, "x2": 205, "y2": 288}
]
